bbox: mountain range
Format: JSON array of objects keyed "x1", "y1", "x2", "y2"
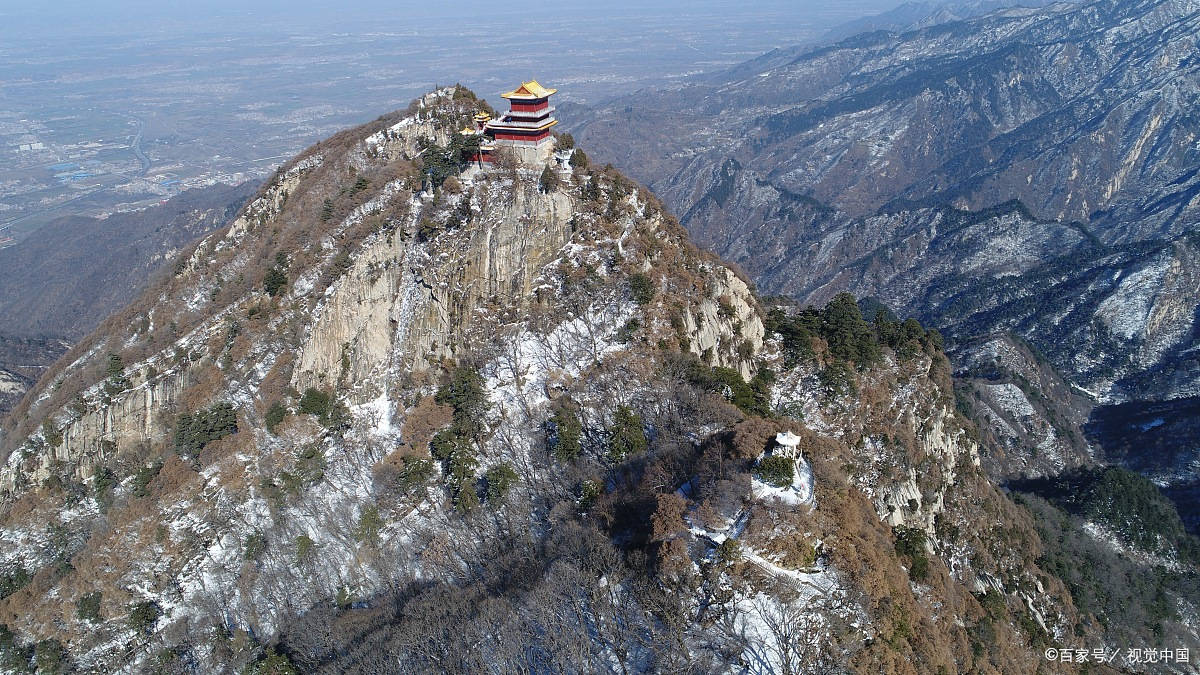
[
  {"x1": 571, "y1": 0, "x2": 1200, "y2": 527},
  {"x1": 0, "y1": 183, "x2": 257, "y2": 417}
]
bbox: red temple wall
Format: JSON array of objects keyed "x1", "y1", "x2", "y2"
[
  {"x1": 509, "y1": 100, "x2": 549, "y2": 112},
  {"x1": 493, "y1": 130, "x2": 551, "y2": 142}
]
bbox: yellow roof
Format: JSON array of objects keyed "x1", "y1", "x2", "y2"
[
  {"x1": 501, "y1": 80, "x2": 557, "y2": 100},
  {"x1": 474, "y1": 111, "x2": 491, "y2": 120},
  {"x1": 459, "y1": 126, "x2": 477, "y2": 135}
]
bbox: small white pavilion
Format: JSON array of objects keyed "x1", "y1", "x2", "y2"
[{"x1": 774, "y1": 431, "x2": 802, "y2": 459}]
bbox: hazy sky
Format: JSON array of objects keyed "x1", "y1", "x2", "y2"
[{"x1": 0, "y1": 1, "x2": 907, "y2": 37}]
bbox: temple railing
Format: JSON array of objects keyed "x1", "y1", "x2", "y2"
[
  {"x1": 489, "y1": 117, "x2": 558, "y2": 130},
  {"x1": 505, "y1": 106, "x2": 555, "y2": 119}
]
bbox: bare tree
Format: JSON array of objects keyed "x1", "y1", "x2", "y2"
[{"x1": 718, "y1": 579, "x2": 859, "y2": 675}]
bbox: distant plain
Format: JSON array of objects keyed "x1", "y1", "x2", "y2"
[{"x1": 0, "y1": 0, "x2": 901, "y2": 242}]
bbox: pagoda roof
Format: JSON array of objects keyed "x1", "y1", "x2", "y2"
[
  {"x1": 775, "y1": 431, "x2": 801, "y2": 447},
  {"x1": 459, "y1": 126, "x2": 478, "y2": 135},
  {"x1": 474, "y1": 111, "x2": 492, "y2": 120},
  {"x1": 501, "y1": 80, "x2": 557, "y2": 100}
]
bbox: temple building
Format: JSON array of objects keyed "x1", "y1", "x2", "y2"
[{"x1": 484, "y1": 80, "x2": 559, "y2": 163}]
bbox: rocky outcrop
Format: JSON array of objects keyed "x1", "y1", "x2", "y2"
[
  {"x1": 772, "y1": 353, "x2": 979, "y2": 534},
  {"x1": 680, "y1": 268, "x2": 763, "y2": 378},
  {"x1": 294, "y1": 183, "x2": 576, "y2": 397},
  {"x1": 28, "y1": 373, "x2": 185, "y2": 489}
]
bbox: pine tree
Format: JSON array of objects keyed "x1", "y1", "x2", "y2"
[
  {"x1": 263, "y1": 265, "x2": 287, "y2": 297},
  {"x1": 103, "y1": 353, "x2": 129, "y2": 397},
  {"x1": 607, "y1": 405, "x2": 647, "y2": 462},
  {"x1": 264, "y1": 401, "x2": 288, "y2": 433},
  {"x1": 549, "y1": 407, "x2": 582, "y2": 461},
  {"x1": 539, "y1": 164, "x2": 560, "y2": 193},
  {"x1": 484, "y1": 463, "x2": 518, "y2": 503},
  {"x1": 820, "y1": 293, "x2": 880, "y2": 367}
]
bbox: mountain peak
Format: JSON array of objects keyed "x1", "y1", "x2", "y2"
[
  {"x1": 2, "y1": 84, "x2": 763, "y2": 482},
  {"x1": 0, "y1": 85, "x2": 1085, "y2": 673}
]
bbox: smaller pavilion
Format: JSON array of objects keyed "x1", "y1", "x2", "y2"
[{"x1": 774, "y1": 431, "x2": 802, "y2": 459}]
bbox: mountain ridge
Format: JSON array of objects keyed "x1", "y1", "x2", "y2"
[{"x1": 0, "y1": 182, "x2": 258, "y2": 418}]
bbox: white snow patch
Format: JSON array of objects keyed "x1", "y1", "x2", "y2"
[
  {"x1": 292, "y1": 269, "x2": 318, "y2": 298},
  {"x1": 1095, "y1": 256, "x2": 1170, "y2": 340},
  {"x1": 1081, "y1": 521, "x2": 1184, "y2": 573},
  {"x1": 0, "y1": 370, "x2": 22, "y2": 395},
  {"x1": 751, "y1": 456, "x2": 815, "y2": 507},
  {"x1": 483, "y1": 300, "x2": 636, "y2": 414},
  {"x1": 355, "y1": 392, "x2": 396, "y2": 439},
  {"x1": 984, "y1": 382, "x2": 1036, "y2": 418}
]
